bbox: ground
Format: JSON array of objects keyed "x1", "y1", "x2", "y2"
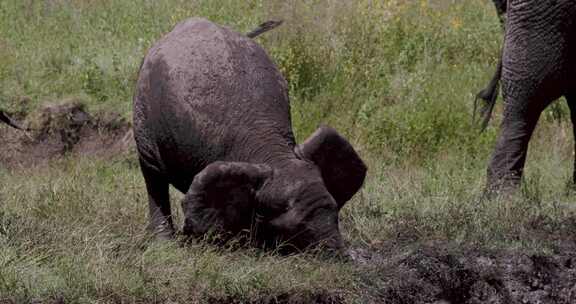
[{"x1": 2, "y1": 102, "x2": 576, "y2": 303}]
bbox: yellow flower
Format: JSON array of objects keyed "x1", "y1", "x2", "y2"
[
  {"x1": 451, "y1": 17, "x2": 462, "y2": 30},
  {"x1": 420, "y1": 0, "x2": 428, "y2": 10}
]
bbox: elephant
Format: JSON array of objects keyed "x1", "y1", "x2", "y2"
[
  {"x1": 475, "y1": 0, "x2": 576, "y2": 193},
  {"x1": 133, "y1": 18, "x2": 367, "y2": 253}
]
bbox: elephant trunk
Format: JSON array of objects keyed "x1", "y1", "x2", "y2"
[{"x1": 474, "y1": 56, "x2": 502, "y2": 131}]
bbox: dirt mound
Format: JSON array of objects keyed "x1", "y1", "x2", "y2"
[
  {"x1": 0, "y1": 101, "x2": 134, "y2": 168},
  {"x1": 356, "y1": 242, "x2": 576, "y2": 304}
]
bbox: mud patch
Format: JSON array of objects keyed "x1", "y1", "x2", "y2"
[
  {"x1": 356, "y1": 241, "x2": 576, "y2": 304},
  {"x1": 0, "y1": 101, "x2": 134, "y2": 169}
]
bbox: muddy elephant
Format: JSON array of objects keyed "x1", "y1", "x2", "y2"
[
  {"x1": 475, "y1": 1, "x2": 576, "y2": 192},
  {"x1": 133, "y1": 18, "x2": 366, "y2": 253}
]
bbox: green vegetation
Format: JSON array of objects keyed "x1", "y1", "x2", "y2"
[{"x1": 1, "y1": 0, "x2": 575, "y2": 302}]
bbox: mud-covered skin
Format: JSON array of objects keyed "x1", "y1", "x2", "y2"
[
  {"x1": 484, "y1": 1, "x2": 576, "y2": 192},
  {"x1": 133, "y1": 18, "x2": 366, "y2": 251}
]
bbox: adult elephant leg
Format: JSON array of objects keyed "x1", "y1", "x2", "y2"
[
  {"x1": 486, "y1": 96, "x2": 543, "y2": 194},
  {"x1": 567, "y1": 94, "x2": 576, "y2": 185},
  {"x1": 139, "y1": 158, "x2": 174, "y2": 239}
]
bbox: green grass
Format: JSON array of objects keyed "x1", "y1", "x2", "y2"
[{"x1": 1, "y1": 0, "x2": 576, "y2": 302}]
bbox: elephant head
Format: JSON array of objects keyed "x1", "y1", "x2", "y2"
[{"x1": 181, "y1": 126, "x2": 366, "y2": 253}]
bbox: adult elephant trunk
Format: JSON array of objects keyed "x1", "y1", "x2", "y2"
[
  {"x1": 474, "y1": 53, "x2": 502, "y2": 131},
  {"x1": 473, "y1": 0, "x2": 508, "y2": 131}
]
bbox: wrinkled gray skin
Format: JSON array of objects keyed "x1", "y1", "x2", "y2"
[
  {"x1": 133, "y1": 18, "x2": 366, "y2": 253},
  {"x1": 477, "y1": 1, "x2": 576, "y2": 192}
]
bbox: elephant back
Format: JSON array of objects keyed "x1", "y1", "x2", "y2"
[{"x1": 133, "y1": 18, "x2": 294, "y2": 183}]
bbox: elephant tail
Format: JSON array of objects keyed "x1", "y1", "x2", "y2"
[
  {"x1": 246, "y1": 20, "x2": 283, "y2": 38},
  {"x1": 0, "y1": 110, "x2": 28, "y2": 131},
  {"x1": 473, "y1": 57, "x2": 502, "y2": 132}
]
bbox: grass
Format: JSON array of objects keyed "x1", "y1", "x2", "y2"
[
  {"x1": 1, "y1": 0, "x2": 576, "y2": 302},
  {"x1": 0, "y1": 158, "x2": 353, "y2": 303}
]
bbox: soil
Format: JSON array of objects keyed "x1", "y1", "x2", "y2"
[
  {"x1": 201, "y1": 240, "x2": 576, "y2": 304},
  {"x1": 351, "y1": 241, "x2": 576, "y2": 304},
  {"x1": 0, "y1": 101, "x2": 134, "y2": 169}
]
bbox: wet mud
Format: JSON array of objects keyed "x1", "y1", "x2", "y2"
[{"x1": 353, "y1": 241, "x2": 576, "y2": 304}]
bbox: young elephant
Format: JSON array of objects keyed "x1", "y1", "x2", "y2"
[{"x1": 133, "y1": 18, "x2": 367, "y2": 253}]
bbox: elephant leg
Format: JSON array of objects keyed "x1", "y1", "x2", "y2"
[
  {"x1": 567, "y1": 94, "x2": 576, "y2": 185},
  {"x1": 139, "y1": 158, "x2": 174, "y2": 239},
  {"x1": 486, "y1": 100, "x2": 542, "y2": 194}
]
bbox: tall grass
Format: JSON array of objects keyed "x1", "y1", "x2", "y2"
[
  {"x1": 1, "y1": 0, "x2": 576, "y2": 302},
  {"x1": 0, "y1": 0, "x2": 504, "y2": 158}
]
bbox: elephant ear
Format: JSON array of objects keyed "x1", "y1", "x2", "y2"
[
  {"x1": 295, "y1": 125, "x2": 367, "y2": 209},
  {"x1": 181, "y1": 161, "x2": 272, "y2": 237}
]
